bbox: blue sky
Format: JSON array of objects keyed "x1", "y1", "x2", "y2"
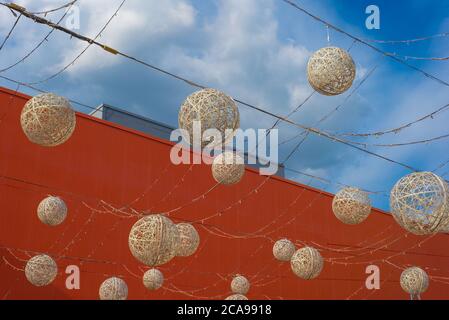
[{"x1": 0, "y1": 0, "x2": 448, "y2": 211}]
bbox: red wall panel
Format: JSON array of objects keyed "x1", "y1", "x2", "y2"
[{"x1": 0, "y1": 86, "x2": 448, "y2": 300}]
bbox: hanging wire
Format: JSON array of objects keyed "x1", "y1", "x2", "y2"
[
  {"x1": 0, "y1": 13, "x2": 22, "y2": 51},
  {"x1": 0, "y1": 0, "x2": 79, "y2": 73}
]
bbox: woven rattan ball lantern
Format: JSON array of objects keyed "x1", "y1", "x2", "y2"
[
  {"x1": 20, "y1": 93, "x2": 76, "y2": 147},
  {"x1": 143, "y1": 268, "x2": 164, "y2": 291},
  {"x1": 99, "y1": 277, "x2": 128, "y2": 300},
  {"x1": 225, "y1": 294, "x2": 248, "y2": 300},
  {"x1": 25, "y1": 254, "x2": 58, "y2": 287},
  {"x1": 178, "y1": 88, "x2": 240, "y2": 148},
  {"x1": 37, "y1": 196, "x2": 67, "y2": 226},
  {"x1": 212, "y1": 152, "x2": 245, "y2": 185},
  {"x1": 273, "y1": 239, "x2": 296, "y2": 262},
  {"x1": 290, "y1": 246, "x2": 323, "y2": 280},
  {"x1": 231, "y1": 275, "x2": 250, "y2": 295},
  {"x1": 128, "y1": 214, "x2": 179, "y2": 266},
  {"x1": 332, "y1": 187, "x2": 371, "y2": 225},
  {"x1": 307, "y1": 47, "x2": 356, "y2": 96},
  {"x1": 400, "y1": 267, "x2": 429, "y2": 295},
  {"x1": 175, "y1": 223, "x2": 200, "y2": 257},
  {"x1": 390, "y1": 172, "x2": 449, "y2": 235}
]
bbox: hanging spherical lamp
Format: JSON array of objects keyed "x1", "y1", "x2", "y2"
[
  {"x1": 307, "y1": 47, "x2": 356, "y2": 96},
  {"x1": 400, "y1": 267, "x2": 429, "y2": 295},
  {"x1": 290, "y1": 246, "x2": 323, "y2": 280},
  {"x1": 390, "y1": 172, "x2": 449, "y2": 235},
  {"x1": 273, "y1": 239, "x2": 296, "y2": 262},
  {"x1": 99, "y1": 277, "x2": 128, "y2": 300},
  {"x1": 20, "y1": 93, "x2": 76, "y2": 147},
  {"x1": 128, "y1": 214, "x2": 179, "y2": 266},
  {"x1": 332, "y1": 187, "x2": 371, "y2": 225},
  {"x1": 37, "y1": 196, "x2": 67, "y2": 226},
  {"x1": 143, "y1": 268, "x2": 164, "y2": 291},
  {"x1": 225, "y1": 294, "x2": 248, "y2": 300},
  {"x1": 175, "y1": 223, "x2": 200, "y2": 257},
  {"x1": 231, "y1": 275, "x2": 250, "y2": 295},
  {"x1": 178, "y1": 88, "x2": 240, "y2": 148},
  {"x1": 25, "y1": 254, "x2": 58, "y2": 287},
  {"x1": 212, "y1": 152, "x2": 245, "y2": 185}
]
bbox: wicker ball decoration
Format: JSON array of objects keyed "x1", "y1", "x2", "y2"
[
  {"x1": 212, "y1": 152, "x2": 245, "y2": 185},
  {"x1": 290, "y1": 246, "x2": 323, "y2": 280},
  {"x1": 225, "y1": 294, "x2": 248, "y2": 300},
  {"x1": 143, "y1": 268, "x2": 164, "y2": 291},
  {"x1": 178, "y1": 88, "x2": 240, "y2": 148},
  {"x1": 400, "y1": 267, "x2": 429, "y2": 295},
  {"x1": 20, "y1": 93, "x2": 76, "y2": 147},
  {"x1": 99, "y1": 277, "x2": 128, "y2": 300},
  {"x1": 128, "y1": 214, "x2": 180, "y2": 266},
  {"x1": 25, "y1": 254, "x2": 58, "y2": 287},
  {"x1": 37, "y1": 196, "x2": 67, "y2": 226},
  {"x1": 175, "y1": 223, "x2": 200, "y2": 257},
  {"x1": 307, "y1": 47, "x2": 356, "y2": 96},
  {"x1": 332, "y1": 187, "x2": 371, "y2": 225},
  {"x1": 273, "y1": 239, "x2": 296, "y2": 262},
  {"x1": 231, "y1": 275, "x2": 250, "y2": 295},
  {"x1": 390, "y1": 172, "x2": 449, "y2": 235}
]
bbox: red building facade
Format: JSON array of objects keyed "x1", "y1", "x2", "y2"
[{"x1": 1, "y1": 86, "x2": 448, "y2": 300}]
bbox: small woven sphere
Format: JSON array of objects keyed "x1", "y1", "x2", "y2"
[
  {"x1": 178, "y1": 88, "x2": 240, "y2": 148},
  {"x1": 332, "y1": 187, "x2": 371, "y2": 225},
  {"x1": 143, "y1": 268, "x2": 164, "y2": 291},
  {"x1": 175, "y1": 223, "x2": 200, "y2": 257},
  {"x1": 307, "y1": 47, "x2": 356, "y2": 96},
  {"x1": 37, "y1": 196, "x2": 67, "y2": 226},
  {"x1": 212, "y1": 152, "x2": 245, "y2": 185},
  {"x1": 400, "y1": 267, "x2": 429, "y2": 295},
  {"x1": 20, "y1": 93, "x2": 76, "y2": 147},
  {"x1": 273, "y1": 239, "x2": 296, "y2": 262},
  {"x1": 99, "y1": 277, "x2": 128, "y2": 300},
  {"x1": 231, "y1": 275, "x2": 250, "y2": 295},
  {"x1": 25, "y1": 254, "x2": 58, "y2": 287},
  {"x1": 290, "y1": 246, "x2": 323, "y2": 280},
  {"x1": 390, "y1": 172, "x2": 449, "y2": 235},
  {"x1": 225, "y1": 294, "x2": 248, "y2": 300},
  {"x1": 128, "y1": 214, "x2": 180, "y2": 266}
]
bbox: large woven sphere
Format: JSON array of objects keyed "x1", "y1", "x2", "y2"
[
  {"x1": 212, "y1": 152, "x2": 245, "y2": 185},
  {"x1": 400, "y1": 267, "x2": 429, "y2": 295},
  {"x1": 99, "y1": 277, "x2": 128, "y2": 300},
  {"x1": 390, "y1": 172, "x2": 449, "y2": 235},
  {"x1": 273, "y1": 239, "x2": 296, "y2": 262},
  {"x1": 290, "y1": 246, "x2": 323, "y2": 280},
  {"x1": 143, "y1": 268, "x2": 164, "y2": 291},
  {"x1": 307, "y1": 47, "x2": 356, "y2": 96},
  {"x1": 128, "y1": 214, "x2": 180, "y2": 266},
  {"x1": 231, "y1": 275, "x2": 250, "y2": 295},
  {"x1": 225, "y1": 294, "x2": 248, "y2": 300},
  {"x1": 175, "y1": 223, "x2": 200, "y2": 257},
  {"x1": 37, "y1": 196, "x2": 67, "y2": 226},
  {"x1": 332, "y1": 187, "x2": 371, "y2": 225},
  {"x1": 25, "y1": 254, "x2": 58, "y2": 287},
  {"x1": 178, "y1": 88, "x2": 240, "y2": 148},
  {"x1": 20, "y1": 93, "x2": 76, "y2": 147}
]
